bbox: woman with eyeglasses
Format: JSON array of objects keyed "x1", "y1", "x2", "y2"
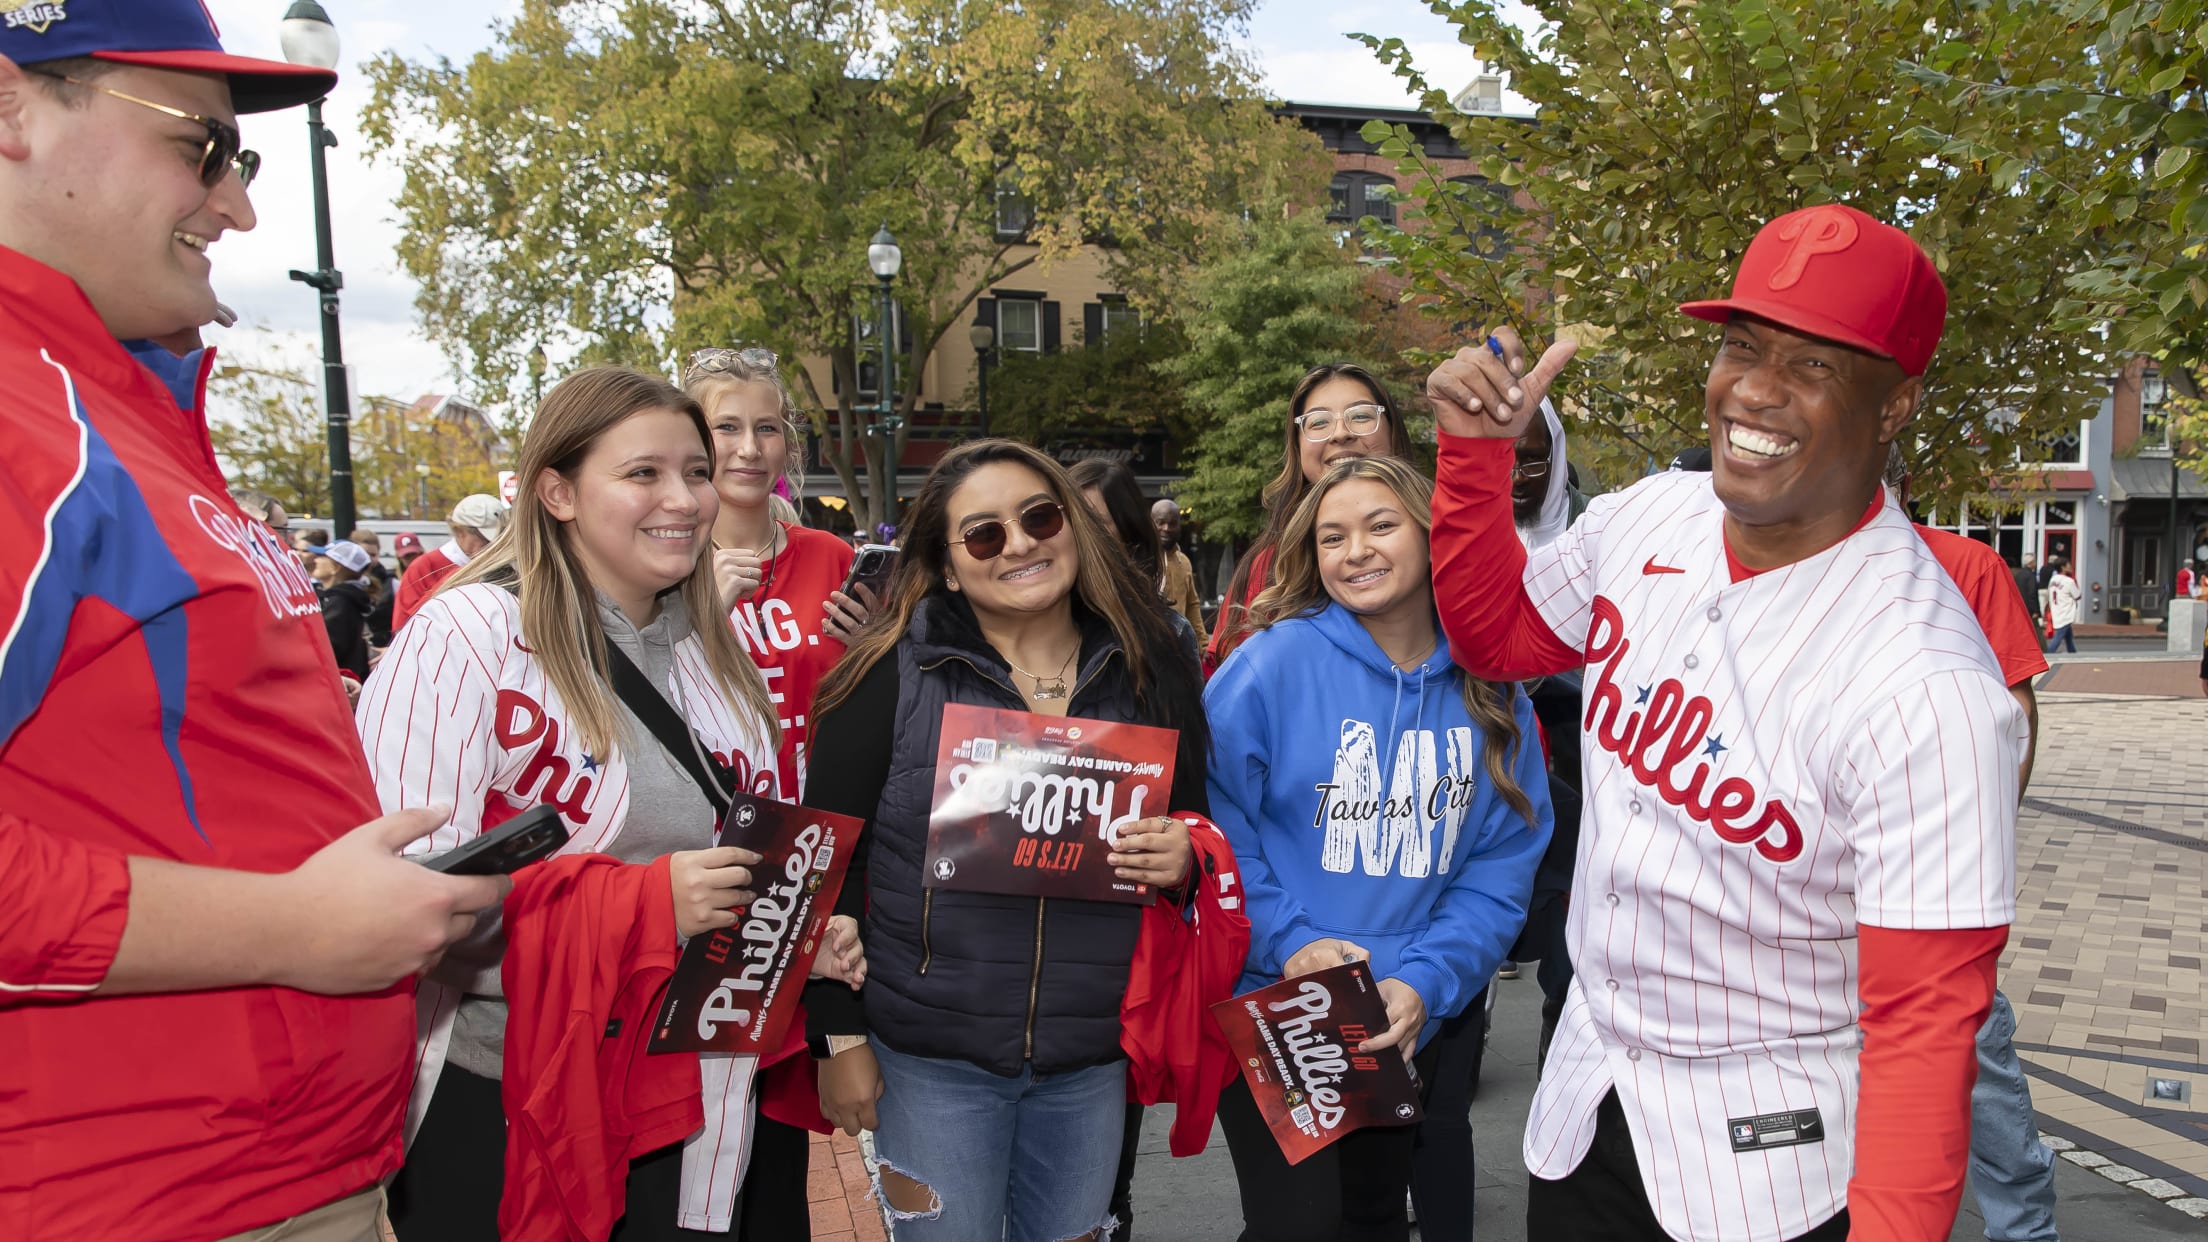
[
  {"x1": 800, "y1": 439, "x2": 1210, "y2": 1242},
  {"x1": 1205, "y1": 363, "x2": 1412, "y2": 673},
  {"x1": 1205, "y1": 456, "x2": 1549, "y2": 1242},
  {"x1": 682, "y1": 346, "x2": 867, "y2": 796}
]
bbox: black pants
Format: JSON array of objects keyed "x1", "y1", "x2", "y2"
[
  {"x1": 1109, "y1": 1101, "x2": 1145, "y2": 1242},
  {"x1": 1526, "y1": 1090, "x2": 1849, "y2": 1241},
  {"x1": 1218, "y1": 1041, "x2": 1443, "y2": 1242},
  {"x1": 389, "y1": 1063, "x2": 812, "y2": 1240},
  {"x1": 1406, "y1": 1003, "x2": 1484, "y2": 1242}
]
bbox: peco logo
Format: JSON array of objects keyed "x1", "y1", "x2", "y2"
[{"x1": 188, "y1": 494, "x2": 320, "y2": 620}]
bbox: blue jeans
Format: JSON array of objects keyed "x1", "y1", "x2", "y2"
[
  {"x1": 1971, "y1": 991, "x2": 2061, "y2": 1241},
  {"x1": 2044, "y1": 625, "x2": 2075, "y2": 654},
  {"x1": 870, "y1": 1039, "x2": 1127, "y2": 1241}
]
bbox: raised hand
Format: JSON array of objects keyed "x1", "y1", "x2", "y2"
[
  {"x1": 1426, "y1": 325, "x2": 1579, "y2": 439},
  {"x1": 714, "y1": 547, "x2": 765, "y2": 605}
]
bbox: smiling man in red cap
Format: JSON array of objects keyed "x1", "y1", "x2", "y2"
[
  {"x1": 0, "y1": 4, "x2": 507, "y2": 1240},
  {"x1": 1424, "y1": 204, "x2": 2025, "y2": 1242}
]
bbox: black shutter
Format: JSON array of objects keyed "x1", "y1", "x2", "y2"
[
  {"x1": 975, "y1": 297, "x2": 997, "y2": 337},
  {"x1": 1041, "y1": 300, "x2": 1062, "y2": 353},
  {"x1": 1082, "y1": 302, "x2": 1104, "y2": 348},
  {"x1": 897, "y1": 299, "x2": 914, "y2": 355}
]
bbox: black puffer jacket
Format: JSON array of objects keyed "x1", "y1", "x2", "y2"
[
  {"x1": 804, "y1": 593, "x2": 1207, "y2": 1077},
  {"x1": 320, "y1": 579, "x2": 373, "y2": 681}
]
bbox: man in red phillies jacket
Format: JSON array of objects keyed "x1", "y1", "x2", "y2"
[{"x1": 0, "y1": 5, "x2": 506, "y2": 1241}]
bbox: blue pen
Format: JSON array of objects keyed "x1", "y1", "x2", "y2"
[{"x1": 1485, "y1": 334, "x2": 1505, "y2": 360}]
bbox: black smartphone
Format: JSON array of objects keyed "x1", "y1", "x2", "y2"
[
  {"x1": 422, "y1": 804, "x2": 568, "y2": 875},
  {"x1": 839, "y1": 543, "x2": 899, "y2": 601}
]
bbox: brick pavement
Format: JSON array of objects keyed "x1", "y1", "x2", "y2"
[
  {"x1": 2039, "y1": 657, "x2": 2203, "y2": 697},
  {"x1": 808, "y1": 1130, "x2": 885, "y2": 1242},
  {"x1": 2004, "y1": 689, "x2": 2208, "y2": 1210}
]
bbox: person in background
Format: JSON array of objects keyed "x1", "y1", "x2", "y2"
[
  {"x1": 0, "y1": 14, "x2": 506, "y2": 1240},
  {"x1": 362, "y1": 366, "x2": 857, "y2": 1239},
  {"x1": 2013, "y1": 555, "x2": 2041, "y2": 632},
  {"x1": 347, "y1": 527, "x2": 395, "y2": 643},
  {"x1": 2176, "y1": 559, "x2": 2196, "y2": 601},
  {"x1": 1151, "y1": 497, "x2": 1209, "y2": 646},
  {"x1": 394, "y1": 530, "x2": 427, "y2": 573},
  {"x1": 1205, "y1": 363, "x2": 1413, "y2": 673},
  {"x1": 1072, "y1": 459, "x2": 1197, "y2": 665},
  {"x1": 804, "y1": 439, "x2": 1208, "y2": 1242},
  {"x1": 294, "y1": 526, "x2": 329, "y2": 571},
  {"x1": 394, "y1": 493, "x2": 507, "y2": 631},
  {"x1": 684, "y1": 346, "x2": 865, "y2": 797},
  {"x1": 311, "y1": 539, "x2": 376, "y2": 684},
  {"x1": 1205, "y1": 455, "x2": 1550, "y2": 1242},
  {"x1": 230, "y1": 486, "x2": 291, "y2": 540},
  {"x1": 2044, "y1": 556, "x2": 2082, "y2": 654},
  {"x1": 1889, "y1": 451, "x2": 2062, "y2": 1242}
]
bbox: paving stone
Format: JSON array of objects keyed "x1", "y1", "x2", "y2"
[
  {"x1": 2094, "y1": 1163, "x2": 2148, "y2": 1183},
  {"x1": 2133, "y1": 1178, "x2": 2189, "y2": 1199}
]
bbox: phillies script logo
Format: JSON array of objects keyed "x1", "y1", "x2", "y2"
[
  {"x1": 1583, "y1": 596, "x2": 1803, "y2": 863},
  {"x1": 695, "y1": 821, "x2": 828, "y2": 1039},
  {"x1": 189, "y1": 495, "x2": 319, "y2": 620},
  {"x1": 1267, "y1": 981, "x2": 1371, "y2": 1135},
  {"x1": 495, "y1": 690, "x2": 597, "y2": 823}
]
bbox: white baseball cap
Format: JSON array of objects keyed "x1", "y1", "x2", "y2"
[
  {"x1": 320, "y1": 541, "x2": 372, "y2": 575},
  {"x1": 449, "y1": 494, "x2": 508, "y2": 534}
]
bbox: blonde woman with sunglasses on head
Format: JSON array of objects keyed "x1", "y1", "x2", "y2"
[
  {"x1": 801, "y1": 439, "x2": 1211, "y2": 1241},
  {"x1": 683, "y1": 346, "x2": 870, "y2": 796}
]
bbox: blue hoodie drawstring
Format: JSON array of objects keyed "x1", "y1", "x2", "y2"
[{"x1": 1382, "y1": 663, "x2": 1406, "y2": 788}]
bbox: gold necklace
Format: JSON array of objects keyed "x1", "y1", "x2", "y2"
[{"x1": 1004, "y1": 644, "x2": 1079, "y2": 701}]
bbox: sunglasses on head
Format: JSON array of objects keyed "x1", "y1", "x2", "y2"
[
  {"x1": 950, "y1": 500, "x2": 1065, "y2": 561},
  {"x1": 37, "y1": 73, "x2": 259, "y2": 189},
  {"x1": 686, "y1": 346, "x2": 780, "y2": 382}
]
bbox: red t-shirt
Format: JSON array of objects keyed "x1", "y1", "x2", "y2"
[
  {"x1": 393, "y1": 543, "x2": 463, "y2": 632},
  {"x1": 1915, "y1": 526, "x2": 2050, "y2": 689},
  {"x1": 727, "y1": 524, "x2": 855, "y2": 796}
]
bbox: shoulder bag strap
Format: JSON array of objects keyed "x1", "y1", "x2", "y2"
[{"x1": 602, "y1": 641, "x2": 734, "y2": 818}]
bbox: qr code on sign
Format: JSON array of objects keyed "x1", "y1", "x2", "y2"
[
  {"x1": 1289, "y1": 1105, "x2": 1313, "y2": 1128},
  {"x1": 969, "y1": 738, "x2": 997, "y2": 763}
]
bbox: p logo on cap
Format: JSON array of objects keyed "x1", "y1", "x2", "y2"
[
  {"x1": 1766, "y1": 207, "x2": 1859, "y2": 291},
  {"x1": 1677, "y1": 202, "x2": 1948, "y2": 376}
]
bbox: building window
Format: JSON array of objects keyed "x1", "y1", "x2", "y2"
[
  {"x1": 2141, "y1": 370, "x2": 2170, "y2": 449},
  {"x1": 998, "y1": 298, "x2": 1042, "y2": 353},
  {"x1": 1100, "y1": 299, "x2": 1140, "y2": 342},
  {"x1": 995, "y1": 184, "x2": 1034, "y2": 242},
  {"x1": 1326, "y1": 174, "x2": 1395, "y2": 228}
]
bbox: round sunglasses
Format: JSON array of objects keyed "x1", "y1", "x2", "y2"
[
  {"x1": 950, "y1": 500, "x2": 1065, "y2": 560},
  {"x1": 38, "y1": 73, "x2": 259, "y2": 189}
]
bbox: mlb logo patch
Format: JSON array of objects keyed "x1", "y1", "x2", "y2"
[{"x1": 1732, "y1": 1122, "x2": 1756, "y2": 1143}]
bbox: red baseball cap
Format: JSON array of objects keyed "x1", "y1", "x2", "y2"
[
  {"x1": 1679, "y1": 204, "x2": 1947, "y2": 376},
  {"x1": 0, "y1": 0, "x2": 337, "y2": 115},
  {"x1": 393, "y1": 532, "x2": 424, "y2": 555}
]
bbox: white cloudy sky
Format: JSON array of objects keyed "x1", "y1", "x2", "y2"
[{"x1": 203, "y1": 0, "x2": 1525, "y2": 403}]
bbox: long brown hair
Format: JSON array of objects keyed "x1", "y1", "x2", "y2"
[
  {"x1": 443, "y1": 365, "x2": 777, "y2": 759},
  {"x1": 1215, "y1": 362, "x2": 1411, "y2": 659},
  {"x1": 814, "y1": 439, "x2": 1205, "y2": 752},
  {"x1": 1251, "y1": 455, "x2": 1535, "y2": 827}
]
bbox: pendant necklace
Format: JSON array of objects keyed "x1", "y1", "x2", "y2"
[{"x1": 1005, "y1": 645, "x2": 1079, "y2": 701}]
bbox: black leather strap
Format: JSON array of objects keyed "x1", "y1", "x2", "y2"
[{"x1": 603, "y1": 642, "x2": 734, "y2": 817}]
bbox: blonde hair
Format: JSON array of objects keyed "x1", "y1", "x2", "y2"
[
  {"x1": 683, "y1": 351, "x2": 809, "y2": 497},
  {"x1": 1251, "y1": 455, "x2": 1535, "y2": 827},
  {"x1": 443, "y1": 366, "x2": 778, "y2": 759}
]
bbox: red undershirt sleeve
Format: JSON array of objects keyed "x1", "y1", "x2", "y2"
[
  {"x1": 1431, "y1": 433, "x2": 1582, "y2": 680},
  {"x1": 1848, "y1": 923, "x2": 2006, "y2": 1241}
]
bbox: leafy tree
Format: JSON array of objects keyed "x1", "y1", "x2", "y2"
[
  {"x1": 1900, "y1": 0, "x2": 2205, "y2": 393},
  {"x1": 1156, "y1": 207, "x2": 1376, "y2": 541},
  {"x1": 362, "y1": 0, "x2": 1326, "y2": 530},
  {"x1": 981, "y1": 326, "x2": 1194, "y2": 451},
  {"x1": 210, "y1": 356, "x2": 502, "y2": 521},
  {"x1": 1354, "y1": 0, "x2": 2110, "y2": 503}
]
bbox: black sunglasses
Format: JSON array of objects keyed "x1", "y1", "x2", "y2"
[
  {"x1": 37, "y1": 73, "x2": 259, "y2": 189},
  {"x1": 950, "y1": 500, "x2": 1065, "y2": 561}
]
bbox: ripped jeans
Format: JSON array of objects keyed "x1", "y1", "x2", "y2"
[{"x1": 870, "y1": 1038, "x2": 1127, "y2": 1241}]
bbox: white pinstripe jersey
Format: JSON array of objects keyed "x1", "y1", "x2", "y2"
[
  {"x1": 1516, "y1": 472, "x2": 2023, "y2": 1242},
  {"x1": 356, "y1": 582, "x2": 780, "y2": 1233}
]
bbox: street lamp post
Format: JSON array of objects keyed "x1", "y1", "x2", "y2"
[
  {"x1": 865, "y1": 225, "x2": 904, "y2": 529},
  {"x1": 279, "y1": 2, "x2": 353, "y2": 537},
  {"x1": 968, "y1": 321, "x2": 996, "y2": 439}
]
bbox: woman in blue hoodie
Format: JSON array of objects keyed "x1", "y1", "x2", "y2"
[{"x1": 1205, "y1": 455, "x2": 1551, "y2": 1242}]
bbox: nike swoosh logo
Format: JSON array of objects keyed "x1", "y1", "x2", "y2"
[{"x1": 1643, "y1": 558, "x2": 1686, "y2": 575}]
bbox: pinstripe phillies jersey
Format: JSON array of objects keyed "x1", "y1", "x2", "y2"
[
  {"x1": 356, "y1": 581, "x2": 779, "y2": 1232},
  {"x1": 1445, "y1": 459, "x2": 2023, "y2": 1242}
]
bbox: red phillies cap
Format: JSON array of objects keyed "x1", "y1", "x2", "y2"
[
  {"x1": 1679, "y1": 203, "x2": 1947, "y2": 376},
  {"x1": 0, "y1": 0, "x2": 337, "y2": 115},
  {"x1": 393, "y1": 532, "x2": 424, "y2": 555}
]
